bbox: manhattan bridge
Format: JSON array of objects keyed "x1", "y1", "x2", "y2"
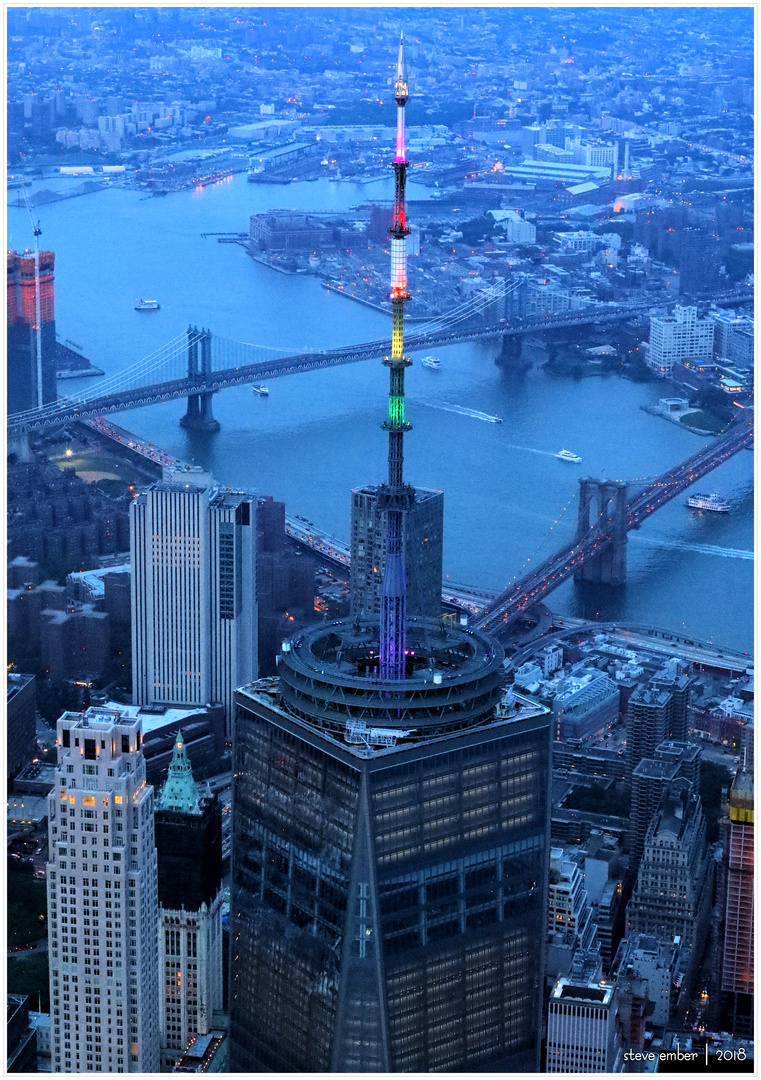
[{"x1": 8, "y1": 279, "x2": 753, "y2": 633}]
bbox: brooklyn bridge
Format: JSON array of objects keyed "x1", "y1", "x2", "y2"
[
  {"x1": 9, "y1": 282, "x2": 753, "y2": 631},
  {"x1": 281, "y1": 416, "x2": 753, "y2": 634},
  {"x1": 473, "y1": 414, "x2": 753, "y2": 634}
]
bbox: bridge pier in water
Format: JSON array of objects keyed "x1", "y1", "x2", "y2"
[
  {"x1": 575, "y1": 478, "x2": 628, "y2": 586},
  {"x1": 180, "y1": 326, "x2": 220, "y2": 432},
  {"x1": 496, "y1": 334, "x2": 523, "y2": 366}
]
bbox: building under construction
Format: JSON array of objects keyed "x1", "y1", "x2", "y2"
[{"x1": 7, "y1": 248, "x2": 57, "y2": 415}]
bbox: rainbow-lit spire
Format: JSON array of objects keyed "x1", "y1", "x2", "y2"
[{"x1": 379, "y1": 33, "x2": 412, "y2": 682}]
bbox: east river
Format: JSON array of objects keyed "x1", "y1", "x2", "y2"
[{"x1": 8, "y1": 172, "x2": 754, "y2": 653}]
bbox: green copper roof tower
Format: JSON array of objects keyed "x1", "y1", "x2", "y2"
[{"x1": 158, "y1": 731, "x2": 200, "y2": 815}]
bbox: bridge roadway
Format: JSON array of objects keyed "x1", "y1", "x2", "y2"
[
  {"x1": 284, "y1": 515, "x2": 496, "y2": 615},
  {"x1": 509, "y1": 617, "x2": 752, "y2": 674},
  {"x1": 5, "y1": 302, "x2": 678, "y2": 434},
  {"x1": 475, "y1": 416, "x2": 753, "y2": 636},
  {"x1": 11, "y1": 288, "x2": 752, "y2": 435}
]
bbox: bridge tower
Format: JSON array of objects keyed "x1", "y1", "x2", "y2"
[
  {"x1": 180, "y1": 327, "x2": 220, "y2": 432},
  {"x1": 7, "y1": 423, "x2": 33, "y2": 463},
  {"x1": 575, "y1": 477, "x2": 628, "y2": 586}
]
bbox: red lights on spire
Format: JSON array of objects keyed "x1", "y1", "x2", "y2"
[{"x1": 379, "y1": 33, "x2": 413, "y2": 683}]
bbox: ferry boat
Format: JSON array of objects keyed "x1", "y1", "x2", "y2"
[
  {"x1": 687, "y1": 492, "x2": 730, "y2": 513},
  {"x1": 556, "y1": 449, "x2": 582, "y2": 462},
  {"x1": 252, "y1": 385, "x2": 269, "y2": 397},
  {"x1": 420, "y1": 356, "x2": 443, "y2": 371},
  {"x1": 135, "y1": 299, "x2": 160, "y2": 311}
]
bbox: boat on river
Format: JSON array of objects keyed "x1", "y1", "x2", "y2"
[{"x1": 687, "y1": 492, "x2": 730, "y2": 512}]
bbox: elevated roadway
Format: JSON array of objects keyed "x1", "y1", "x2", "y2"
[
  {"x1": 283, "y1": 516, "x2": 495, "y2": 614},
  {"x1": 5, "y1": 303, "x2": 669, "y2": 434},
  {"x1": 507, "y1": 617, "x2": 752, "y2": 674},
  {"x1": 475, "y1": 416, "x2": 753, "y2": 635},
  {"x1": 10, "y1": 287, "x2": 751, "y2": 435}
]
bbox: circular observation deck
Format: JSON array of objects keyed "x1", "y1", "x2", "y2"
[{"x1": 277, "y1": 616, "x2": 505, "y2": 741}]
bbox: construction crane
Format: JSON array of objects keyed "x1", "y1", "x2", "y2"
[{"x1": 21, "y1": 184, "x2": 45, "y2": 410}]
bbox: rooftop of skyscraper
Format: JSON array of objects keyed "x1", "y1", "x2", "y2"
[
  {"x1": 157, "y1": 464, "x2": 214, "y2": 491},
  {"x1": 551, "y1": 978, "x2": 614, "y2": 1005},
  {"x1": 239, "y1": 614, "x2": 549, "y2": 755},
  {"x1": 59, "y1": 704, "x2": 141, "y2": 731},
  {"x1": 649, "y1": 779, "x2": 699, "y2": 844},
  {"x1": 728, "y1": 769, "x2": 753, "y2": 820},
  {"x1": 632, "y1": 758, "x2": 679, "y2": 780}
]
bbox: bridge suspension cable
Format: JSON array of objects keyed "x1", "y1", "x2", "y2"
[
  {"x1": 224, "y1": 276, "x2": 529, "y2": 360},
  {"x1": 475, "y1": 419, "x2": 752, "y2": 632},
  {"x1": 8, "y1": 330, "x2": 203, "y2": 425},
  {"x1": 10, "y1": 332, "x2": 193, "y2": 422},
  {"x1": 221, "y1": 284, "x2": 516, "y2": 359},
  {"x1": 78, "y1": 332, "x2": 200, "y2": 394},
  {"x1": 216, "y1": 336, "x2": 319, "y2": 355},
  {"x1": 406, "y1": 276, "x2": 527, "y2": 341}
]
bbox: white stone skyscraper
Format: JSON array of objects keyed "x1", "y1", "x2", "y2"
[
  {"x1": 46, "y1": 707, "x2": 160, "y2": 1073},
  {"x1": 546, "y1": 978, "x2": 622, "y2": 1072},
  {"x1": 627, "y1": 777, "x2": 711, "y2": 986},
  {"x1": 646, "y1": 304, "x2": 714, "y2": 375},
  {"x1": 130, "y1": 467, "x2": 257, "y2": 738}
]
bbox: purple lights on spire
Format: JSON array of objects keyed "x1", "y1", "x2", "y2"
[{"x1": 379, "y1": 33, "x2": 412, "y2": 683}]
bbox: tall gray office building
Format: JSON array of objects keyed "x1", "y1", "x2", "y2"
[
  {"x1": 130, "y1": 467, "x2": 257, "y2": 739},
  {"x1": 155, "y1": 735, "x2": 224, "y2": 1067},
  {"x1": 628, "y1": 740, "x2": 700, "y2": 880},
  {"x1": 229, "y1": 629, "x2": 551, "y2": 1072},
  {"x1": 350, "y1": 485, "x2": 444, "y2": 620}
]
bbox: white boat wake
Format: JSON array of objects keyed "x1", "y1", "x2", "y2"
[
  {"x1": 503, "y1": 443, "x2": 558, "y2": 457},
  {"x1": 633, "y1": 536, "x2": 754, "y2": 560},
  {"x1": 417, "y1": 401, "x2": 502, "y2": 424}
]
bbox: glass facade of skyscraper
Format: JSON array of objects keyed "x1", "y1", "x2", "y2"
[{"x1": 229, "y1": 652, "x2": 550, "y2": 1073}]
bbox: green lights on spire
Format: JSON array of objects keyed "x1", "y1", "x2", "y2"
[{"x1": 389, "y1": 395, "x2": 405, "y2": 426}]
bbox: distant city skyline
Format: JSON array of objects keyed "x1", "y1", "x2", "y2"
[{"x1": 6, "y1": 6, "x2": 753, "y2": 1074}]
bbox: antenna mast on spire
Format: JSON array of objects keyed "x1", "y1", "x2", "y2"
[{"x1": 379, "y1": 33, "x2": 412, "y2": 682}]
